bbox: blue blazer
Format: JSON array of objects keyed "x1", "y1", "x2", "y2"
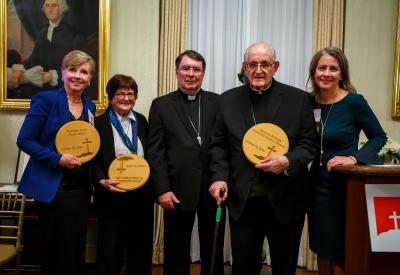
[{"x1": 17, "y1": 87, "x2": 96, "y2": 202}]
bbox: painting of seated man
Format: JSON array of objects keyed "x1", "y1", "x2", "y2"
[{"x1": 7, "y1": 0, "x2": 99, "y2": 100}]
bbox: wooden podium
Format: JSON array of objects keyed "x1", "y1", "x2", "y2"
[{"x1": 333, "y1": 165, "x2": 400, "y2": 275}]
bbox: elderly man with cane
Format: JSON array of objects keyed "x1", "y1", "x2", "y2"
[{"x1": 209, "y1": 42, "x2": 318, "y2": 275}]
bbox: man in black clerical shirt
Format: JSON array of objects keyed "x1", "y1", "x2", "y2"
[
  {"x1": 148, "y1": 50, "x2": 224, "y2": 275},
  {"x1": 209, "y1": 42, "x2": 318, "y2": 275}
]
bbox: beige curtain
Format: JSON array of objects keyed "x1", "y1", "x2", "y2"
[
  {"x1": 312, "y1": 0, "x2": 344, "y2": 52},
  {"x1": 303, "y1": 0, "x2": 345, "y2": 271},
  {"x1": 157, "y1": 0, "x2": 188, "y2": 97},
  {"x1": 152, "y1": 0, "x2": 188, "y2": 264},
  {"x1": 152, "y1": 204, "x2": 164, "y2": 264}
]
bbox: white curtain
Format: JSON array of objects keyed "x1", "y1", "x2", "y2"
[
  {"x1": 187, "y1": 0, "x2": 313, "y2": 266},
  {"x1": 188, "y1": 0, "x2": 313, "y2": 93}
]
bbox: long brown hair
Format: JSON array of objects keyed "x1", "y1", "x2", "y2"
[{"x1": 307, "y1": 47, "x2": 356, "y2": 96}]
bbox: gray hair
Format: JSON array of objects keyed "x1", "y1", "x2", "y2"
[
  {"x1": 244, "y1": 42, "x2": 276, "y2": 62},
  {"x1": 42, "y1": 0, "x2": 69, "y2": 15}
]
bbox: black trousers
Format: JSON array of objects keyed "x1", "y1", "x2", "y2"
[
  {"x1": 163, "y1": 193, "x2": 226, "y2": 275},
  {"x1": 36, "y1": 187, "x2": 91, "y2": 275},
  {"x1": 230, "y1": 196, "x2": 304, "y2": 275},
  {"x1": 95, "y1": 187, "x2": 154, "y2": 275}
]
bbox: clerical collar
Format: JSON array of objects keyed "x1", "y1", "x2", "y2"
[
  {"x1": 180, "y1": 89, "x2": 202, "y2": 101},
  {"x1": 250, "y1": 81, "x2": 272, "y2": 95}
]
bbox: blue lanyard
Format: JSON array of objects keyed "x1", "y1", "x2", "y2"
[{"x1": 109, "y1": 108, "x2": 138, "y2": 154}]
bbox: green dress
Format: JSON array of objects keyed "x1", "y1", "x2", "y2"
[{"x1": 309, "y1": 92, "x2": 386, "y2": 261}]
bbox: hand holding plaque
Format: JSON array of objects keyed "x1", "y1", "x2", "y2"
[
  {"x1": 242, "y1": 123, "x2": 289, "y2": 164},
  {"x1": 55, "y1": 121, "x2": 100, "y2": 163},
  {"x1": 108, "y1": 154, "x2": 150, "y2": 191}
]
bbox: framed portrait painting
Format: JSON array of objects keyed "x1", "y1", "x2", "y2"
[
  {"x1": 0, "y1": 0, "x2": 109, "y2": 110},
  {"x1": 393, "y1": 0, "x2": 400, "y2": 119}
]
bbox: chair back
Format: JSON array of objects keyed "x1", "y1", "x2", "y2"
[{"x1": 0, "y1": 191, "x2": 26, "y2": 273}]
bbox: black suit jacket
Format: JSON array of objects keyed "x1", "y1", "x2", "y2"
[
  {"x1": 92, "y1": 108, "x2": 153, "y2": 208},
  {"x1": 209, "y1": 80, "x2": 318, "y2": 223},
  {"x1": 148, "y1": 89, "x2": 220, "y2": 211}
]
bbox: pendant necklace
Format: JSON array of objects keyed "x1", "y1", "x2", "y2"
[
  {"x1": 67, "y1": 96, "x2": 82, "y2": 103},
  {"x1": 188, "y1": 94, "x2": 202, "y2": 145},
  {"x1": 319, "y1": 103, "x2": 333, "y2": 166},
  {"x1": 251, "y1": 105, "x2": 257, "y2": 125}
]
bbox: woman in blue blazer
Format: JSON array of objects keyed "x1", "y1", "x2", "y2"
[{"x1": 17, "y1": 50, "x2": 96, "y2": 275}]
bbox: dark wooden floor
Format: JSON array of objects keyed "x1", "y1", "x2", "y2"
[
  {"x1": 153, "y1": 264, "x2": 318, "y2": 275},
  {"x1": 4, "y1": 263, "x2": 319, "y2": 274}
]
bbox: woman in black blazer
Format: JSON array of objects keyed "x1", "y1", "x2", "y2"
[{"x1": 92, "y1": 74, "x2": 154, "y2": 275}]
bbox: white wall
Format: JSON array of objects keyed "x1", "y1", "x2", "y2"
[
  {"x1": 345, "y1": 0, "x2": 400, "y2": 141},
  {"x1": 0, "y1": 0, "x2": 159, "y2": 183},
  {"x1": 109, "y1": 0, "x2": 159, "y2": 117},
  {"x1": 0, "y1": 111, "x2": 25, "y2": 183}
]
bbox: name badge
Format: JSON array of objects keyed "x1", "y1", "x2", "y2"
[{"x1": 313, "y1": 108, "x2": 321, "y2": 132}]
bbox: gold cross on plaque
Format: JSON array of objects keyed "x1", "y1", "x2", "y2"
[
  {"x1": 117, "y1": 156, "x2": 132, "y2": 173},
  {"x1": 118, "y1": 162, "x2": 126, "y2": 173},
  {"x1": 82, "y1": 138, "x2": 92, "y2": 153},
  {"x1": 266, "y1": 145, "x2": 277, "y2": 157}
]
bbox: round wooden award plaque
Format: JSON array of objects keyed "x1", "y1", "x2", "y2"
[
  {"x1": 55, "y1": 121, "x2": 100, "y2": 163},
  {"x1": 242, "y1": 123, "x2": 289, "y2": 164},
  {"x1": 108, "y1": 154, "x2": 150, "y2": 191}
]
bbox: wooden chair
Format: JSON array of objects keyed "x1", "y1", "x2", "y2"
[{"x1": 0, "y1": 192, "x2": 26, "y2": 275}]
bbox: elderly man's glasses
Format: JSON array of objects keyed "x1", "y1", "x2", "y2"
[
  {"x1": 246, "y1": 62, "x2": 274, "y2": 71},
  {"x1": 115, "y1": 93, "x2": 135, "y2": 99}
]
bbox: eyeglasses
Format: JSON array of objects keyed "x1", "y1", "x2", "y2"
[
  {"x1": 114, "y1": 93, "x2": 135, "y2": 99},
  {"x1": 179, "y1": 65, "x2": 203, "y2": 74},
  {"x1": 246, "y1": 62, "x2": 275, "y2": 71}
]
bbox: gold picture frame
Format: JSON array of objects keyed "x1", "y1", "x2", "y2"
[
  {"x1": 0, "y1": 0, "x2": 109, "y2": 110},
  {"x1": 393, "y1": 1, "x2": 400, "y2": 119}
]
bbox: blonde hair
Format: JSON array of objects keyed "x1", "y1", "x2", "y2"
[{"x1": 61, "y1": 50, "x2": 96, "y2": 76}]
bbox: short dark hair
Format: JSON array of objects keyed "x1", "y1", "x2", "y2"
[
  {"x1": 175, "y1": 50, "x2": 206, "y2": 71},
  {"x1": 106, "y1": 74, "x2": 138, "y2": 103},
  {"x1": 307, "y1": 47, "x2": 356, "y2": 95}
]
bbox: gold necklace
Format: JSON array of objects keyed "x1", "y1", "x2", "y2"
[
  {"x1": 319, "y1": 103, "x2": 334, "y2": 166},
  {"x1": 67, "y1": 96, "x2": 82, "y2": 104}
]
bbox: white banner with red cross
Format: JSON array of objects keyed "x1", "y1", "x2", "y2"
[{"x1": 365, "y1": 184, "x2": 400, "y2": 252}]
